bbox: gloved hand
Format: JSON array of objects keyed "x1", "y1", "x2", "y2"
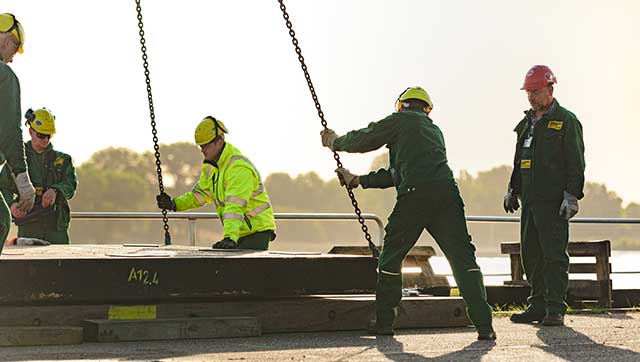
[
  {"x1": 41, "y1": 188, "x2": 57, "y2": 208},
  {"x1": 559, "y1": 191, "x2": 579, "y2": 220},
  {"x1": 335, "y1": 167, "x2": 359, "y2": 188},
  {"x1": 320, "y1": 129, "x2": 339, "y2": 150},
  {"x1": 16, "y1": 237, "x2": 51, "y2": 246},
  {"x1": 212, "y1": 237, "x2": 237, "y2": 249},
  {"x1": 503, "y1": 189, "x2": 520, "y2": 213},
  {"x1": 156, "y1": 192, "x2": 176, "y2": 211},
  {"x1": 9, "y1": 203, "x2": 26, "y2": 218},
  {"x1": 14, "y1": 172, "x2": 36, "y2": 212}
]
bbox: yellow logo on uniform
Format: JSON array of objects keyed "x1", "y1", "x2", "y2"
[
  {"x1": 54, "y1": 157, "x2": 65, "y2": 166},
  {"x1": 521, "y1": 160, "x2": 532, "y2": 169},
  {"x1": 548, "y1": 121, "x2": 563, "y2": 130}
]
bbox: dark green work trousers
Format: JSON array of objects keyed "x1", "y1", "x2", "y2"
[
  {"x1": 520, "y1": 201, "x2": 569, "y2": 315},
  {"x1": 236, "y1": 230, "x2": 275, "y2": 250},
  {"x1": 376, "y1": 184, "x2": 493, "y2": 332},
  {"x1": 0, "y1": 191, "x2": 9, "y2": 252}
]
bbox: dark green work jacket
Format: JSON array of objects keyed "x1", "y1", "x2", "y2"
[
  {"x1": 0, "y1": 142, "x2": 78, "y2": 231},
  {"x1": 508, "y1": 99, "x2": 585, "y2": 204},
  {"x1": 333, "y1": 111, "x2": 455, "y2": 196},
  {"x1": 0, "y1": 58, "x2": 27, "y2": 176}
]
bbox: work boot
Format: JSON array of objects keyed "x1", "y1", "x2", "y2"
[
  {"x1": 542, "y1": 313, "x2": 564, "y2": 326},
  {"x1": 477, "y1": 327, "x2": 497, "y2": 341},
  {"x1": 367, "y1": 319, "x2": 395, "y2": 336},
  {"x1": 510, "y1": 309, "x2": 545, "y2": 324}
]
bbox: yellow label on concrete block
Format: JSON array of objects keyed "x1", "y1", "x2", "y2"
[
  {"x1": 108, "y1": 305, "x2": 157, "y2": 320},
  {"x1": 520, "y1": 160, "x2": 532, "y2": 169},
  {"x1": 548, "y1": 121, "x2": 563, "y2": 130}
]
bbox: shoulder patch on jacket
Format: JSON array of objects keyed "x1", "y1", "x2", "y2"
[
  {"x1": 548, "y1": 121, "x2": 563, "y2": 130},
  {"x1": 54, "y1": 157, "x2": 65, "y2": 166}
]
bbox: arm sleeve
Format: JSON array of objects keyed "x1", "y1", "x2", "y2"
[
  {"x1": 0, "y1": 165, "x2": 17, "y2": 206},
  {"x1": 360, "y1": 168, "x2": 394, "y2": 189},
  {"x1": 174, "y1": 168, "x2": 215, "y2": 211},
  {"x1": 49, "y1": 155, "x2": 78, "y2": 200},
  {"x1": 221, "y1": 166, "x2": 256, "y2": 241},
  {"x1": 332, "y1": 114, "x2": 398, "y2": 153},
  {"x1": 564, "y1": 117, "x2": 586, "y2": 199},
  {"x1": 0, "y1": 66, "x2": 27, "y2": 175}
]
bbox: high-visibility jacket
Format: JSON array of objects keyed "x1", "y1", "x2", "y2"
[{"x1": 174, "y1": 142, "x2": 275, "y2": 242}]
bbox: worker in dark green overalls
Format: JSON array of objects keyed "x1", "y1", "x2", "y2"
[
  {"x1": 504, "y1": 65, "x2": 585, "y2": 326},
  {"x1": 320, "y1": 87, "x2": 495, "y2": 340},
  {"x1": 0, "y1": 108, "x2": 77, "y2": 244}
]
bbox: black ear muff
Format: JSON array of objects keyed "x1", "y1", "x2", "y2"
[{"x1": 395, "y1": 87, "x2": 410, "y2": 111}]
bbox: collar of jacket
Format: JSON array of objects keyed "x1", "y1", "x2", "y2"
[
  {"x1": 25, "y1": 140, "x2": 54, "y2": 156},
  {"x1": 514, "y1": 98, "x2": 560, "y2": 133},
  {"x1": 203, "y1": 142, "x2": 239, "y2": 169}
]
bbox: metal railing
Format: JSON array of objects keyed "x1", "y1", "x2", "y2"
[
  {"x1": 466, "y1": 216, "x2": 640, "y2": 224},
  {"x1": 71, "y1": 212, "x2": 385, "y2": 246}
]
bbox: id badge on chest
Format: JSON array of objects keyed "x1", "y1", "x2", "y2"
[{"x1": 523, "y1": 136, "x2": 532, "y2": 148}]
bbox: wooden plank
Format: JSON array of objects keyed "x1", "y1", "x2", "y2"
[
  {"x1": 509, "y1": 254, "x2": 524, "y2": 281},
  {"x1": 0, "y1": 296, "x2": 470, "y2": 332},
  {"x1": 500, "y1": 240, "x2": 611, "y2": 257},
  {"x1": 0, "y1": 326, "x2": 82, "y2": 346},
  {"x1": 329, "y1": 245, "x2": 436, "y2": 257},
  {"x1": 83, "y1": 317, "x2": 260, "y2": 342},
  {"x1": 0, "y1": 247, "x2": 377, "y2": 305}
]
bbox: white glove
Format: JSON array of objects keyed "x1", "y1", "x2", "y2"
[
  {"x1": 14, "y1": 172, "x2": 36, "y2": 212},
  {"x1": 559, "y1": 191, "x2": 579, "y2": 220},
  {"x1": 16, "y1": 237, "x2": 51, "y2": 246},
  {"x1": 320, "y1": 129, "x2": 339, "y2": 150},
  {"x1": 42, "y1": 188, "x2": 57, "y2": 208},
  {"x1": 335, "y1": 167, "x2": 359, "y2": 188},
  {"x1": 503, "y1": 189, "x2": 520, "y2": 213}
]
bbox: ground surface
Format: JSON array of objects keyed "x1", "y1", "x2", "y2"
[{"x1": 3, "y1": 312, "x2": 640, "y2": 361}]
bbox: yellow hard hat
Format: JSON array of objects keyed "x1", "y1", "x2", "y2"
[
  {"x1": 194, "y1": 116, "x2": 228, "y2": 145},
  {"x1": 396, "y1": 86, "x2": 433, "y2": 112},
  {"x1": 0, "y1": 13, "x2": 25, "y2": 54},
  {"x1": 25, "y1": 108, "x2": 56, "y2": 135}
]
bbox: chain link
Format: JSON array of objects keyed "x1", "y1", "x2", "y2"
[
  {"x1": 277, "y1": 0, "x2": 379, "y2": 258},
  {"x1": 134, "y1": 0, "x2": 171, "y2": 245}
]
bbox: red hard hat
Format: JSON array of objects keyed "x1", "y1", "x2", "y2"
[{"x1": 521, "y1": 65, "x2": 557, "y2": 90}]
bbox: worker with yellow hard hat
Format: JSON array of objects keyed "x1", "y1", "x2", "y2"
[
  {"x1": 0, "y1": 13, "x2": 35, "y2": 251},
  {"x1": 0, "y1": 108, "x2": 78, "y2": 244},
  {"x1": 320, "y1": 86, "x2": 494, "y2": 340},
  {"x1": 156, "y1": 116, "x2": 276, "y2": 250}
]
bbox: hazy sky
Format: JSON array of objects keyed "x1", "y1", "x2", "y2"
[{"x1": 4, "y1": 1, "x2": 640, "y2": 205}]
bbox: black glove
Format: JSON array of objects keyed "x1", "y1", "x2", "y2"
[
  {"x1": 503, "y1": 189, "x2": 520, "y2": 213},
  {"x1": 156, "y1": 193, "x2": 176, "y2": 211},
  {"x1": 212, "y1": 237, "x2": 237, "y2": 249}
]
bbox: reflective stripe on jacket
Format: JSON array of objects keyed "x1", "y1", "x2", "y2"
[{"x1": 174, "y1": 142, "x2": 275, "y2": 241}]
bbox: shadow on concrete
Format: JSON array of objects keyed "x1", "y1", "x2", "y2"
[
  {"x1": 373, "y1": 335, "x2": 494, "y2": 362},
  {"x1": 0, "y1": 328, "x2": 492, "y2": 362},
  {"x1": 535, "y1": 324, "x2": 640, "y2": 362}
]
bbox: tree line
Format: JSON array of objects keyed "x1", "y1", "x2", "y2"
[{"x1": 47, "y1": 143, "x2": 640, "y2": 255}]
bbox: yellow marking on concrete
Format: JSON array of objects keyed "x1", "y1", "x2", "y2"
[{"x1": 108, "y1": 305, "x2": 157, "y2": 320}]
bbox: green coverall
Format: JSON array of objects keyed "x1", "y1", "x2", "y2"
[
  {"x1": 333, "y1": 111, "x2": 493, "y2": 332},
  {"x1": 0, "y1": 56, "x2": 28, "y2": 251},
  {"x1": 0, "y1": 141, "x2": 78, "y2": 244},
  {"x1": 508, "y1": 99, "x2": 585, "y2": 315}
]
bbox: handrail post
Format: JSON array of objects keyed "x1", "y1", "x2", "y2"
[{"x1": 188, "y1": 218, "x2": 197, "y2": 246}]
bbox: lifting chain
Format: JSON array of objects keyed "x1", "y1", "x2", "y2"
[
  {"x1": 277, "y1": 0, "x2": 379, "y2": 258},
  {"x1": 134, "y1": 0, "x2": 171, "y2": 245}
]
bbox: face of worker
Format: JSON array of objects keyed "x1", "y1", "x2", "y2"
[
  {"x1": 200, "y1": 137, "x2": 224, "y2": 162},
  {"x1": 29, "y1": 127, "x2": 51, "y2": 153},
  {"x1": 0, "y1": 34, "x2": 19, "y2": 64},
  {"x1": 526, "y1": 85, "x2": 554, "y2": 112}
]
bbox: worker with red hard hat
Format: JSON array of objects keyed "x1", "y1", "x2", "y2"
[{"x1": 504, "y1": 65, "x2": 585, "y2": 326}]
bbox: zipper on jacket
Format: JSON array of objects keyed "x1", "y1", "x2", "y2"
[{"x1": 244, "y1": 216, "x2": 253, "y2": 230}]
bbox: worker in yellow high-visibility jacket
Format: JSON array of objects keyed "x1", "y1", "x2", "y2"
[{"x1": 156, "y1": 116, "x2": 276, "y2": 250}]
